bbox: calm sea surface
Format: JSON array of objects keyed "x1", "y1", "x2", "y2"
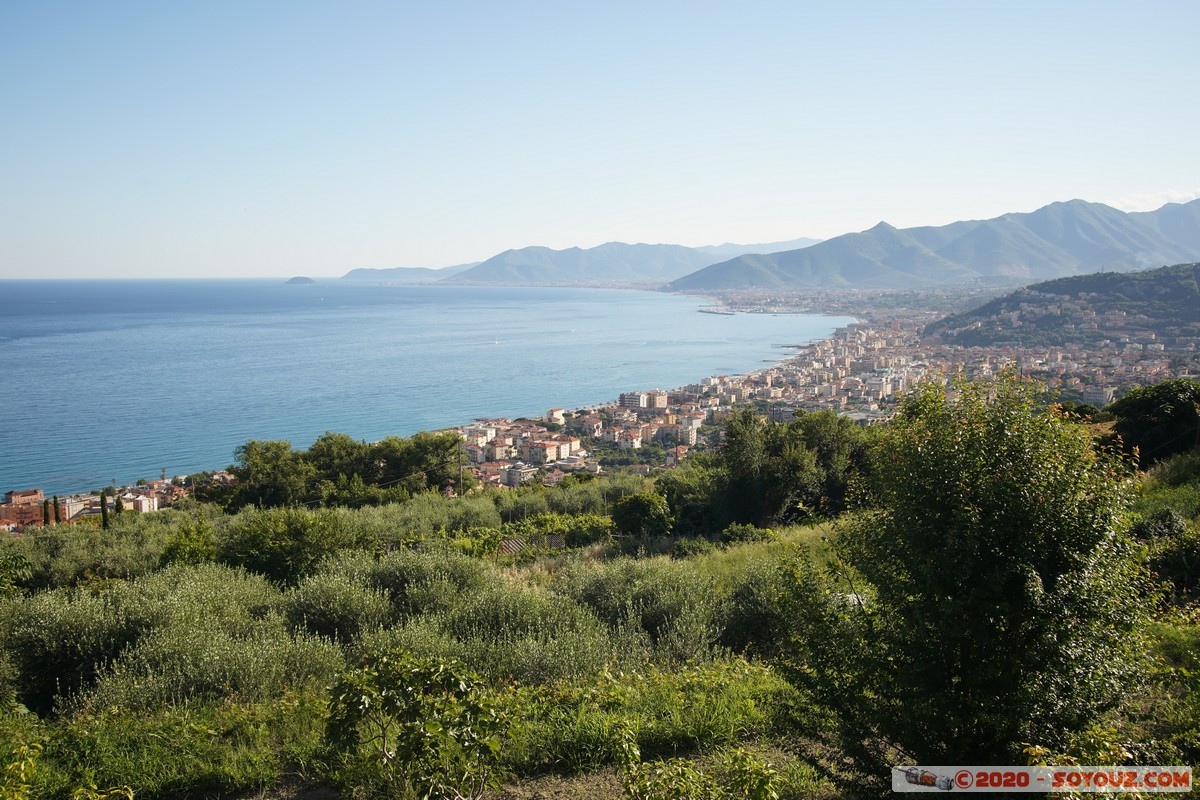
[{"x1": 0, "y1": 280, "x2": 853, "y2": 496}]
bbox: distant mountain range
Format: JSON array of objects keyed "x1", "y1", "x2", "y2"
[
  {"x1": 340, "y1": 238, "x2": 819, "y2": 285},
  {"x1": 667, "y1": 199, "x2": 1200, "y2": 291},
  {"x1": 341, "y1": 264, "x2": 477, "y2": 281},
  {"x1": 924, "y1": 262, "x2": 1200, "y2": 347}
]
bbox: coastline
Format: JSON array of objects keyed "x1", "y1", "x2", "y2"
[{"x1": 1, "y1": 281, "x2": 854, "y2": 497}]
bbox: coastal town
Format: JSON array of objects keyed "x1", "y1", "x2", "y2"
[{"x1": 6, "y1": 287, "x2": 1197, "y2": 532}]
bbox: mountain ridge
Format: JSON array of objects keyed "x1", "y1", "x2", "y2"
[
  {"x1": 667, "y1": 199, "x2": 1200, "y2": 291},
  {"x1": 342, "y1": 264, "x2": 477, "y2": 282},
  {"x1": 439, "y1": 238, "x2": 821, "y2": 286}
]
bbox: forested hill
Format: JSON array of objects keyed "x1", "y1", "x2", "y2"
[
  {"x1": 924, "y1": 262, "x2": 1200, "y2": 347},
  {"x1": 667, "y1": 198, "x2": 1200, "y2": 291}
]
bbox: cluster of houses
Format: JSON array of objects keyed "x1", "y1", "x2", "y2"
[
  {"x1": 0, "y1": 481, "x2": 189, "y2": 533},
  {"x1": 455, "y1": 417, "x2": 596, "y2": 488},
  {"x1": 9, "y1": 303, "x2": 1199, "y2": 530}
]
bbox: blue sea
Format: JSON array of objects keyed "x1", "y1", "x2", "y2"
[{"x1": 0, "y1": 280, "x2": 852, "y2": 496}]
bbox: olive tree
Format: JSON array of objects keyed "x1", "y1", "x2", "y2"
[{"x1": 783, "y1": 375, "x2": 1149, "y2": 791}]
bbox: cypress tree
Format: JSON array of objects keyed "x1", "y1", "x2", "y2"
[
  {"x1": 53, "y1": 495, "x2": 61, "y2": 524},
  {"x1": 42, "y1": 499, "x2": 51, "y2": 526},
  {"x1": 115, "y1": 494, "x2": 124, "y2": 514},
  {"x1": 101, "y1": 493, "x2": 110, "y2": 530}
]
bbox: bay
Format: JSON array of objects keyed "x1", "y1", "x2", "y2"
[{"x1": 0, "y1": 280, "x2": 852, "y2": 496}]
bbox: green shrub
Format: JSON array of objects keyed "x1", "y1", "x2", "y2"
[
  {"x1": 443, "y1": 584, "x2": 626, "y2": 683},
  {"x1": 616, "y1": 732, "x2": 782, "y2": 800},
  {"x1": 5, "y1": 518, "x2": 171, "y2": 590},
  {"x1": 1132, "y1": 508, "x2": 1190, "y2": 540},
  {"x1": 122, "y1": 562, "x2": 281, "y2": 633},
  {"x1": 449, "y1": 526, "x2": 503, "y2": 557},
  {"x1": 721, "y1": 557, "x2": 793, "y2": 655},
  {"x1": 502, "y1": 512, "x2": 614, "y2": 549},
  {"x1": 282, "y1": 571, "x2": 392, "y2": 643},
  {"x1": 359, "y1": 617, "x2": 631, "y2": 690},
  {"x1": 0, "y1": 552, "x2": 31, "y2": 599},
  {"x1": 326, "y1": 653, "x2": 514, "y2": 800},
  {"x1": 356, "y1": 621, "x2": 469, "y2": 665},
  {"x1": 564, "y1": 514, "x2": 615, "y2": 548},
  {"x1": 445, "y1": 583, "x2": 578, "y2": 640},
  {"x1": 159, "y1": 515, "x2": 217, "y2": 566},
  {"x1": 218, "y1": 507, "x2": 360, "y2": 584},
  {"x1": 612, "y1": 493, "x2": 673, "y2": 538},
  {"x1": 495, "y1": 488, "x2": 550, "y2": 524},
  {"x1": 386, "y1": 493, "x2": 503, "y2": 539},
  {"x1": 1151, "y1": 528, "x2": 1200, "y2": 603},
  {"x1": 1, "y1": 563, "x2": 288, "y2": 714},
  {"x1": 545, "y1": 482, "x2": 606, "y2": 516},
  {"x1": 617, "y1": 725, "x2": 719, "y2": 800},
  {"x1": 84, "y1": 622, "x2": 344, "y2": 710},
  {"x1": 358, "y1": 547, "x2": 496, "y2": 618},
  {"x1": 513, "y1": 660, "x2": 791, "y2": 775},
  {"x1": 1149, "y1": 449, "x2": 1200, "y2": 488},
  {"x1": 556, "y1": 558, "x2": 726, "y2": 663},
  {"x1": 671, "y1": 537, "x2": 715, "y2": 559},
  {"x1": 2, "y1": 588, "x2": 145, "y2": 714},
  {"x1": 720, "y1": 523, "x2": 775, "y2": 545}
]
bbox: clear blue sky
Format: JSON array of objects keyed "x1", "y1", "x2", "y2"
[{"x1": 2, "y1": 1, "x2": 1198, "y2": 279}]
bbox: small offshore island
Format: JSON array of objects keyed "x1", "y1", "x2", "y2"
[{"x1": 286, "y1": 276, "x2": 317, "y2": 284}]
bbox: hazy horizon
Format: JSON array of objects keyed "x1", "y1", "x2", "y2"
[{"x1": 3, "y1": 1, "x2": 1198, "y2": 280}]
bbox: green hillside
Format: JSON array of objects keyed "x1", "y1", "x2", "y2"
[{"x1": 925, "y1": 262, "x2": 1200, "y2": 347}]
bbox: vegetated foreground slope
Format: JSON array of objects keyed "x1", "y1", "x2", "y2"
[
  {"x1": 924, "y1": 262, "x2": 1200, "y2": 347},
  {"x1": 668, "y1": 198, "x2": 1200, "y2": 291},
  {"x1": 3, "y1": 378, "x2": 1200, "y2": 799}
]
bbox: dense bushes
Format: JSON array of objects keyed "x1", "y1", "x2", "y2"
[
  {"x1": 85, "y1": 623, "x2": 344, "y2": 711},
  {"x1": 218, "y1": 507, "x2": 362, "y2": 584},
  {"x1": 658, "y1": 409, "x2": 873, "y2": 535},
  {"x1": 6, "y1": 376, "x2": 1198, "y2": 798},
  {"x1": 3, "y1": 511, "x2": 183, "y2": 589},
  {"x1": 2, "y1": 588, "x2": 144, "y2": 714},
  {"x1": 282, "y1": 571, "x2": 392, "y2": 642},
  {"x1": 555, "y1": 557, "x2": 726, "y2": 663}
]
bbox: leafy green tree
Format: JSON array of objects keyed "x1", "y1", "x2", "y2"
[
  {"x1": 231, "y1": 439, "x2": 317, "y2": 507},
  {"x1": 611, "y1": 492, "x2": 673, "y2": 538},
  {"x1": 789, "y1": 409, "x2": 873, "y2": 514},
  {"x1": 372, "y1": 431, "x2": 473, "y2": 495},
  {"x1": 656, "y1": 453, "x2": 732, "y2": 535},
  {"x1": 305, "y1": 431, "x2": 373, "y2": 483},
  {"x1": 317, "y1": 473, "x2": 391, "y2": 509},
  {"x1": 783, "y1": 376, "x2": 1149, "y2": 791},
  {"x1": 1107, "y1": 378, "x2": 1200, "y2": 466},
  {"x1": 721, "y1": 408, "x2": 824, "y2": 527},
  {"x1": 662, "y1": 409, "x2": 869, "y2": 535}
]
